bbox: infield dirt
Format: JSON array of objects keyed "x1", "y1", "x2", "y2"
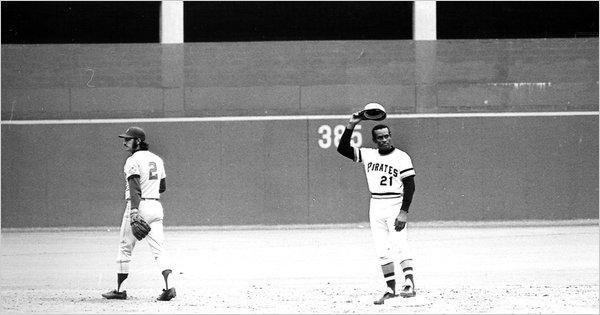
[{"x1": 1, "y1": 220, "x2": 598, "y2": 314}]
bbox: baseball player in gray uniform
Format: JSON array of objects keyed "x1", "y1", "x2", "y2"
[
  {"x1": 337, "y1": 112, "x2": 417, "y2": 305},
  {"x1": 102, "y1": 126, "x2": 176, "y2": 301}
]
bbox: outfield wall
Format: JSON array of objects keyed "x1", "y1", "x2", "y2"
[{"x1": 1, "y1": 39, "x2": 598, "y2": 228}]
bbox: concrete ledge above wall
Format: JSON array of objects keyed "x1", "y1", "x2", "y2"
[{"x1": 2, "y1": 39, "x2": 597, "y2": 120}]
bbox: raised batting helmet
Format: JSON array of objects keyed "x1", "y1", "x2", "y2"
[{"x1": 358, "y1": 103, "x2": 387, "y2": 121}]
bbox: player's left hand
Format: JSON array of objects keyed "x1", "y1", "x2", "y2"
[
  {"x1": 350, "y1": 111, "x2": 362, "y2": 123},
  {"x1": 130, "y1": 209, "x2": 151, "y2": 240},
  {"x1": 394, "y1": 210, "x2": 408, "y2": 231}
]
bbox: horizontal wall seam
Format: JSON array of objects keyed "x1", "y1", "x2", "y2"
[{"x1": 1, "y1": 111, "x2": 598, "y2": 125}]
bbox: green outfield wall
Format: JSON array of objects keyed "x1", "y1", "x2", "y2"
[{"x1": 1, "y1": 39, "x2": 598, "y2": 228}]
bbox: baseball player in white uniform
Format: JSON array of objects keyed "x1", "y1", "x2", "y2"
[
  {"x1": 102, "y1": 126, "x2": 176, "y2": 301},
  {"x1": 337, "y1": 113, "x2": 417, "y2": 305}
]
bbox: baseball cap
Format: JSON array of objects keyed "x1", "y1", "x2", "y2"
[{"x1": 119, "y1": 126, "x2": 145, "y2": 141}]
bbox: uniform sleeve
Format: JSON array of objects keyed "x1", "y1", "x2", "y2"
[
  {"x1": 355, "y1": 147, "x2": 364, "y2": 163},
  {"x1": 398, "y1": 152, "x2": 416, "y2": 179},
  {"x1": 159, "y1": 158, "x2": 167, "y2": 193},
  {"x1": 160, "y1": 159, "x2": 166, "y2": 179},
  {"x1": 124, "y1": 157, "x2": 140, "y2": 180}
]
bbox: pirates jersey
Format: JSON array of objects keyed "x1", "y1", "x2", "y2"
[
  {"x1": 124, "y1": 150, "x2": 166, "y2": 200},
  {"x1": 353, "y1": 147, "x2": 415, "y2": 198}
]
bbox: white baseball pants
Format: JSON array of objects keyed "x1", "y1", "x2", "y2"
[
  {"x1": 369, "y1": 197, "x2": 412, "y2": 266},
  {"x1": 116, "y1": 199, "x2": 171, "y2": 274}
]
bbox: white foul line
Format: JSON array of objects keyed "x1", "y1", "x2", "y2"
[{"x1": 0, "y1": 111, "x2": 598, "y2": 125}]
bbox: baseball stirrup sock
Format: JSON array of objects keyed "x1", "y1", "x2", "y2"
[
  {"x1": 381, "y1": 262, "x2": 396, "y2": 293},
  {"x1": 400, "y1": 259, "x2": 414, "y2": 287},
  {"x1": 117, "y1": 273, "x2": 128, "y2": 291},
  {"x1": 162, "y1": 269, "x2": 172, "y2": 290}
]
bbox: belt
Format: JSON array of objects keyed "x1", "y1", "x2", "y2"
[
  {"x1": 126, "y1": 198, "x2": 160, "y2": 201},
  {"x1": 371, "y1": 192, "x2": 403, "y2": 199}
]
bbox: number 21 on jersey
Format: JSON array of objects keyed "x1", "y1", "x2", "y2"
[{"x1": 380, "y1": 176, "x2": 394, "y2": 186}]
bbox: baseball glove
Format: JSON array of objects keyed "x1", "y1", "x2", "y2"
[{"x1": 130, "y1": 211, "x2": 151, "y2": 241}]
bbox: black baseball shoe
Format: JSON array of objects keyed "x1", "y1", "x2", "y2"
[
  {"x1": 157, "y1": 287, "x2": 176, "y2": 301},
  {"x1": 102, "y1": 289, "x2": 127, "y2": 300},
  {"x1": 373, "y1": 290, "x2": 398, "y2": 305}
]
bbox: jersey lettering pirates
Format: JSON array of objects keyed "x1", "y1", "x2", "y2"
[
  {"x1": 353, "y1": 147, "x2": 415, "y2": 198},
  {"x1": 124, "y1": 151, "x2": 166, "y2": 200}
]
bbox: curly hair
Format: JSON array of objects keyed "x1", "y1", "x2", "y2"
[{"x1": 132, "y1": 140, "x2": 149, "y2": 151}]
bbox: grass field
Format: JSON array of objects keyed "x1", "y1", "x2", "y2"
[{"x1": 1, "y1": 219, "x2": 598, "y2": 314}]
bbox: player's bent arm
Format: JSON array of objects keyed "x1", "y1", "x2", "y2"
[
  {"x1": 394, "y1": 175, "x2": 415, "y2": 232},
  {"x1": 337, "y1": 112, "x2": 363, "y2": 160},
  {"x1": 128, "y1": 175, "x2": 142, "y2": 211},
  {"x1": 159, "y1": 178, "x2": 166, "y2": 193},
  {"x1": 337, "y1": 127, "x2": 356, "y2": 160},
  {"x1": 400, "y1": 175, "x2": 415, "y2": 212}
]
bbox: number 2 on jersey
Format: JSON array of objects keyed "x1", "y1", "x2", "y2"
[
  {"x1": 149, "y1": 162, "x2": 158, "y2": 180},
  {"x1": 380, "y1": 176, "x2": 393, "y2": 186}
]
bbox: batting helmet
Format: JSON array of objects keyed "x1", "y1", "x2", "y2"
[
  {"x1": 118, "y1": 126, "x2": 146, "y2": 141},
  {"x1": 359, "y1": 102, "x2": 387, "y2": 121}
]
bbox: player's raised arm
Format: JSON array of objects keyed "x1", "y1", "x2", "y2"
[{"x1": 337, "y1": 112, "x2": 362, "y2": 160}]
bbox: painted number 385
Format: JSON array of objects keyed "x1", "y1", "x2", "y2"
[{"x1": 317, "y1": 124, "x2": 362, "y2": 149}]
